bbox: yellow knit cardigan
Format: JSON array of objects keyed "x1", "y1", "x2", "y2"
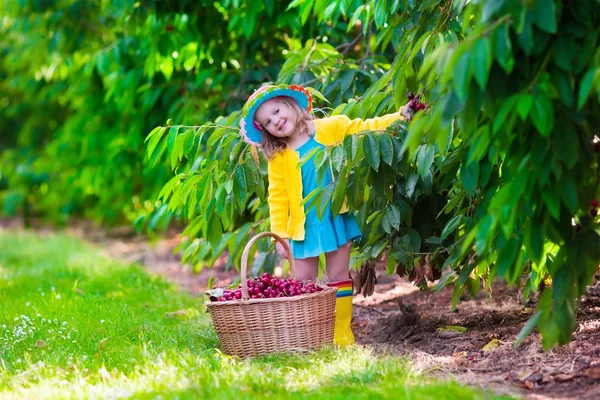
[{"x1": 267, "y1": 112, "x2": 404, "y2": 241}]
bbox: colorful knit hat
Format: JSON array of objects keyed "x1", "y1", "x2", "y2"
[{"x1": 239, "y1": 84, "x2": 313, "y2": 146}]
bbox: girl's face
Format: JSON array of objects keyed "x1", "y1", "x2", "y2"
[{"x1": 254, "y1": 99, "x2": 296, "y2": 140}]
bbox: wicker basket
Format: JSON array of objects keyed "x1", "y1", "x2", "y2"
[{"x1": 206, "y1": 232, "x2": 337, "y2": 357}]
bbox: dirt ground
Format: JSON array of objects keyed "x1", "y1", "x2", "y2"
[{"x1": 2, "y1": 219, "x2": 599, "y2": 399}]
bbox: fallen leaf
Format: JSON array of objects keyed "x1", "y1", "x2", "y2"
[
  {"x1": 436, "y1": 325, "x2": 467, "y2": 333},
  {"x1": 482, "y1": 338, "x2": 502, "y2": 352},
  {"x1": 165, "y1": 310, "x2": 187, "y2": 317},
  {"x1": 554, "y1": 373, "x2": 576, "y2": 382},
  {"x1": 524, "y1": 380, "x2": 540, "y2": 390},
  {"x1": 526, "y1": 372, "x2": 543, "y2": 383},
  {"x1": 35, "y1": 340, "x2": 47, "y2": 348},
  {"x1": 585, "y1": 367, "x2": 600, "y2": 379},
  {"x1": 351, "y1": 320, "x2": 369, "y2": 328},
  {"x1": 516, "y1": 369, "x2": 535, "y2": 381}
]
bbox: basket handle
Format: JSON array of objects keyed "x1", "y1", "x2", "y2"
[{"x1": 240, "y1": 232, "x2": 296, "y2": 300}]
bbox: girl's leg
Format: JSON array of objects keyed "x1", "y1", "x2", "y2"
[
  {"x1": 325, "y1": 241, "x2": 355, "y2": 346},
  {"x1": 294, "y1": 256, "x2": 319, "y2": 281},
  {"x1": 324, "y1": 241, "x2": 352, "y2": 282}
]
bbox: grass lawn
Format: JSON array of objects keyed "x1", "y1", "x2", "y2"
[{"x1": 0, "y1": 231, "x2": 512, "y2": 399}]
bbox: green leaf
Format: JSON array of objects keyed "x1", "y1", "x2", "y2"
[
  {"x1": 496, "y1": 235, "x2": 521, "y2": 280},
  {"x1": 434, "y1": 271, "x2": 456, "y2": 293},
  {"x1": 460, "y1": 162, "x2": 479, "y2": 194},
  {"x1": 416, "y1": 144, "x2": 434, "y2": 178},
  {"x1": 441, "y1": 215, "x2": 462, "y2": 240},
  {"x1": 145, "y1": 126, "x2": 164, "y2": 143},
  {"x1": 385, "y1": 204, "x2": 401, "y2": 231},
  {"x1": 472, "y1": 38, "x2": 492, "y2": 89},
  {"x1": 379, "y1": 134, "x2": 394, "y2": 166},
  {"x1": 183, "y1": 128, "x2": 197, "y2": 156},
  {"x1": 493, "y1": 95, "x2": 518, "y2": 133},
  {"x1": 542, "y1": 186, "x2": 560, "y2": 221},
  {"x1": 306, "y1": 87, "x2": 330, "y2": 104},
  {"x1": 363, "y1": 134, "x2": 380, "y2": 171},
  {"x1": 577, "y1": 68, "x2": 597, "y2": 110},
  {"x1": 530, "y1": 94, "x2": 553, "y2": 136},
  {"x1": 407, "y1": 228, "x2": 421, "y2": 252},
  {"x1": 475, "y1": 214, "x2": 495, "y2": 254},
  {"x1": 233, "y1": 167, "x2": 248, "y2": 209},
  {"x1": 166, "y1": 125, "x2": 180, "y2": 156},
  {"x1": 331, "y1": 166, "x2": 348, "y2": 216},
  {"x1": 409, "y1": 32, "x2": 431, "y2": 62},
  {"x1": 158, "y1": 175, "x2": 183, "y2": 200},
  {"x1": 551, "y1": 68, "x2": 574, "y2": 107},
  {"x1": 405, "y1": 171, "x2": 419, "y2": 198},
  {"x1": 467, "y1": 125, "x2": 490, "y2": 165},
  {"x1": 146, "y1": 126, "x2": 167, "y2": 157},
  {"x1": 344, "y1": 134, "x2": 358, "y2": 162},
  {"x1": 559, "y1": 174, "x2": 577, "y2": 214},
  {"x1": 553, "y1": 36, "x2": 576, "y2": 71},
  {"x1": 516, "y1": 94, "x2": 533, "y2": 120},
  {"x1": 224, "y1": 180, "x2": 233, "y2": 194},
  {"x1": 526, "y1": 217, "x2": 545, "y2": 264},
  {"x1": 171, "y1": 132, "x2": 186, "y2": 169},
  {"x1": 453, "y1": 52, "x2": 472, "y2": 102},
  {"x1": 533, "y1": 0, "x2": 557, "y2": 33},
  {"x1": 493, "y1": 22, "x2": 513, "y2": 73},
  {"x1": 331, "y1": 146, "x2": 346, "y2": 173},
  {"x1": 515, "y1": 310, "x2": 544, "y2": 348}
]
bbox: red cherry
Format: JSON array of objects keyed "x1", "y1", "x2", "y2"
[
  {"x1": 594, "y1": 142, "x2": 600, "y2": 152},
  {"x1": 408, "y1": 100, "x2": 417, "y2": 110},
  {"x1": 591, "y1": 199, "x2": 599, "y2": 208},
  {"x1": 407, "y1": 92, "x2": 415, "y2": 100},
  {"x1": 592, "y1": 208, "x2": 598, "y2": 217}
]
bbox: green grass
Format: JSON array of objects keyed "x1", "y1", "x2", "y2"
[{"x1": 0, "y1": 231, "x2": 513, "y2": 399}]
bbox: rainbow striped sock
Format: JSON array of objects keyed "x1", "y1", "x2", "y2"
[{"x1": 328, "y1": 280, "x2": 353, "y2": 298}]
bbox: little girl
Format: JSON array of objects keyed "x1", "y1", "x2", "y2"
[{"x1": 239, "y1": 84, "x2": 408, "y2": 346}]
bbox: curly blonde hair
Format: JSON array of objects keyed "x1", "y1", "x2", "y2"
[{"x1": 257, "y1": 96, "x2": 314, "y2": 160}]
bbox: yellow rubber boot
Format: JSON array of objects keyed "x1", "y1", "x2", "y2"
[{"x1": 327, "y1": 280, "x2": 355, "y2": 346}]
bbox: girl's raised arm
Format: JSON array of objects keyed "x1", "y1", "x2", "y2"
[{"x1": 314, "y1": 110, "x2": 407, "y2": 145}]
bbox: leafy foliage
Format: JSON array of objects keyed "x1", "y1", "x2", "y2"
[
  {"x1": 147, "y1": 0, "x2": 600, "y2": 349},
  {"x1": 2, "y1": 0, "x2": 599, "y2": 349}
]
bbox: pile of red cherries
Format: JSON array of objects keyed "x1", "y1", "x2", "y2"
[{"x1": 208, "y1": 273, "x2": 323, "y2": 302}]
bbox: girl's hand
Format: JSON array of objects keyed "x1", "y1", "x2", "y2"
[
  {"x1": 401, "y1": 104, "x2": 413, "y2": 121},
  {"x1": 276, "y1": 238, "x2": 290, "y2": 259}
]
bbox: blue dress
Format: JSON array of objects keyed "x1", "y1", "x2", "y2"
[{"x1": 290, "y1": 135, "x2": 362, "y2": 259}]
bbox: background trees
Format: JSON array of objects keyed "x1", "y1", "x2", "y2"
[{"x1": 1, "y1": 0, "x2": 598, "y2": 348}]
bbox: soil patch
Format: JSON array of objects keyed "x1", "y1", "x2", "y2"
[{"x1": 353, "y1": 268, "x2": 600, "y2": 400}]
